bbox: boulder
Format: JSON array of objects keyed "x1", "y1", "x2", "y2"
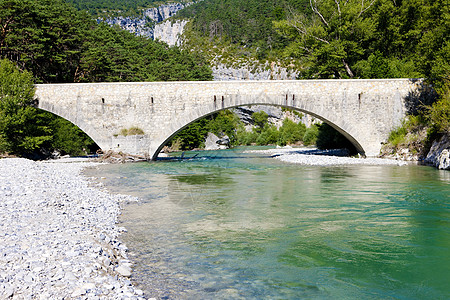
[{"x1": 424, "y1": 134, "x2": 450, "y2": 170}]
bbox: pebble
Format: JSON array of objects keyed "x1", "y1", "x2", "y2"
[
  {"x1": 116, "y1": 265, "x2": 132, "y2": 277},
  {"x1": 0, "y1": 158, "x2": 144, "y2": 299}
]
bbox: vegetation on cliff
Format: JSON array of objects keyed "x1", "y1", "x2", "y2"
[{"x1": 64, "y1": 0, "x2": 186, "y2": 16}]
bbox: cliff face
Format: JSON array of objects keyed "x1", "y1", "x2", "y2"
[
  {"x1": 101, "y1": 3, "x2": 186, "y2": 39},
  {"x1": 101, "y1": 3, "x2": 298, "y2": 80},
  {"x1": 154, "y1": 20, "x2": 188, "y2": 46},
  {"x1": 212, "y1": 62, "x2": 298, "y2": 81}
]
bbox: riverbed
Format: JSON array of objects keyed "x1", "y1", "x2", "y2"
[{"x1": 86, "y1": 147, "x2": 450, "y2": 299}]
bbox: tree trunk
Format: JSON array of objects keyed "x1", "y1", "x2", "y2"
[{"x1": 342, "y1": 59, "x2": 354, "y2": 78}]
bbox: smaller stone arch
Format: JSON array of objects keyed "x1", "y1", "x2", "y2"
[{"x1": 37, "y1": 101, "x2": 104, "y2": 150}]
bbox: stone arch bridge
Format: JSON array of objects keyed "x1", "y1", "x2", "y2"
[{"x1": 35, "y1": 79, "x2": 423, "y2": 160}]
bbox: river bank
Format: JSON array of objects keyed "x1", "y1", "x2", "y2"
[{"x1": 0, "y1": 158, "x2": 148, "y2": 299}]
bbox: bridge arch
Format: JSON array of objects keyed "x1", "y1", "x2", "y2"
[
  {"x1": 154, "y1": 104, "x2": 365, "y2": 159},
  {"x1": 35, "y1": 79, "x2": 421, "y2": 160},
  {"x1": 38, "y1": 101, "x2": 102, "y2": 150}
]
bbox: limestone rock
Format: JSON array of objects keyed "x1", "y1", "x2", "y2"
[
  {"x1": 101, "y1": 3, "x2": 187, "y2": 39},
  {"x1": 424, "y1": 134, "x2": 450, "y2": 170},
  {"x1": 205, "y1": 133, "x2": 221, "y2": 150},
  {"x1": 154, "y1": 20, "x2": 188, "y2": 46},
  {"x1": 438, "y1": 149, "x2": 449, "y2": 170}
]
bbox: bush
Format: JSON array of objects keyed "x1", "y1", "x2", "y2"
[
  {"x1": 51, "y1": 117, "x2": 97, "y2": 156},
  {"x1": 278, "y1": 118, "x2": 306, "y2": 145},
  {"x1": 252, "y1": 111, "x2": 269, "y2": 132},
  {"x1": 303, "y1": 124, "x2": 319, "y2": 146},
  {"x1": 428, "y1": 86, "x2": 450, "y2": 134},
  {"x1": 388, "y1": 115, "x2": 426, "y2": 147},
  {"x1": 256, "y1": 124, "x2": 280, "y2": 145},
  {"x1": 118, "y1": 127, "x2": 145, "y2": 136},
  {"x1": 206, "y1": 110, "x2": 241, "y2": 144}
]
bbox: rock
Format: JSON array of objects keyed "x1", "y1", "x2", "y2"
[
  {"x1": 81, "y1": 282, "x2": 96, "y2": 290},
  {"x1": 154, "y1": 20, "x2": 188, "y2": 46},
  {"x1": 216, "y1": 135, "x2": 230, "y2": 146},
  {"x1": 212, "y1": 62, "x2": 298, "y2": 81},
  {"x1": 101, "y1": 3, "x2": 187, "y2": 40},
  {"x1": 205, "y1": 133, "x2": 222, "y2": 150},
  {"x1": 438, "y1": 149, "x2": 450, "y2": 170},
  {"x1": 0, "y1": 158, "x2": 144, "y2": 299},
  {"x1": 424, "y1": 134, "x2": 450, "y2": 170},
  {"x1": 116, "y1": 265, "x2": 132, "y2": 277},
  {"x1": 71, "y1": 288, "x2": 86, "y2": 297},
  {"x1": 3, "y1": 287, "x2": 14, "y2": 298}
]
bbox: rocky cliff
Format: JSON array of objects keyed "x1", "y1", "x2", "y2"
[
  {"x1": 101, "y1": 3, "x2": 187, "y2": 39},
  {"x1": 154, "y1": 20, "x2": 188, "y2": 46},
  {"x1": 423, "y1": 134, "x2": 450, "y2": 170},
  {"x1": 212, "y1": 62, "x2": 298, "y2": 81}
]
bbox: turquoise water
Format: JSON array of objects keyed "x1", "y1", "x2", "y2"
[{"x1": 87, "y1": 148, "x2": 450, "y2": 299}]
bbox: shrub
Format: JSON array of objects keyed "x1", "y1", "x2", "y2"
[
  {"x1": 388, "y1": 115, "x2": 426, "y2": 147},
  {"x1": 256, "y1": 124, "x2": 280, "y2": 145},
  {"x1": 303, "y1": 124, "x2": 319, "y2": 146},
  {"x1": 428, "y1": 87, "x2": 450, "y2": 134},
  {"x1": 278, "y1": 118, "x2": 306, "y2": 145},
  {"x1": 119, "y1": 127, "x2": 145, "y2": 136}
]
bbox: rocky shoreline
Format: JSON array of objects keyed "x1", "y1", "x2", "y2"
[{"x1": 0, "y1": 158, "x2": 150, "y2": 299}]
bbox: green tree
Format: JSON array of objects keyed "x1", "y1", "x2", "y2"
[
  {"x1": 206, "y1": 110, "x2": 241, "y2": 144},
  {"x1": 303, "y1": 124, "x2": 319, "y2": 145},
  {"x1": 278, "y1": 118, "x2": 306, "y2": 145},
  {"x1": 252, "y1": 111, "x2": 269, "y2": 133},
  {"x1": 256, "y1": 124, "x2": 280, "y2": 145},
  {"x1": 0, "y1": 59, "x2": 52, "y2": 154},
  {"x1": 171, "y1": 119, "x2": 209, "y2": 150},
  {"x1": 0, "y1": 0, "x2": 92, "y2": 83},
  {"x1": 51, "y1": 117, "x2": 96, "y2": 156},
  {"x1": 274, "y1": 0, "x2": 379, "y2": 78}
]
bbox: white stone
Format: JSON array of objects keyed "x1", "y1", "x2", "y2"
[{"x1": 116, "y1": 265, "x2": 132, "y2": 277}]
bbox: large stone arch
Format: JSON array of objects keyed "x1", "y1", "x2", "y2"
[
  {"x1": 152, "y1": 103, "x2": 365, "y2": 160},
  {"x1": 35, "y1": 79, "x2": 422, "y2": 160}
]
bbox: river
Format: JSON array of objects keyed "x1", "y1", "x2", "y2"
[{"x1": 86, "y1": 147, "x2": 450, "y2": 299}]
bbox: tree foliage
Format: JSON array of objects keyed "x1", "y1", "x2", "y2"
[
  {"x1": 64, "y1": 0, "x2": 178, "y2": 16},
  {"x1": 0, "y1": 59, "x2": 52, "y2": 154}
]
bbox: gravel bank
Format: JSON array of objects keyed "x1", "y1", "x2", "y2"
[
  {"x1": 245, "y1": 147, "x2": 408, "y2": 166},
  {"x1": 0, "y1": 158, "x2": 148, "y2": 299}
]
